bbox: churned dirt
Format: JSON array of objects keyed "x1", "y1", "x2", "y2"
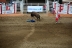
[{"x1": 0, "y1": 13, "x2": 72, "y2": 48}]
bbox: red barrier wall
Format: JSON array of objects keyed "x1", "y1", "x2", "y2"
[{"x1": 0, "y1": 0, "x2": 6, "y2": 3}]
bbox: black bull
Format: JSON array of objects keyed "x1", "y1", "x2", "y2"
[{"x1": 31, "y1": 12, "x2": 40, "y2": 20}]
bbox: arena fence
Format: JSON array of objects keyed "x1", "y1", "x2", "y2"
[
  {"x1": 53, "y1": 1, "x2": 72, "y2": 14},
  {"x1": 0, "y1": 3, "x2": 17, "y2": 14},
  {"x1": 16, "y1": 1, "x2": 53, "y2": 13},
  {"x1": 16, "y1": 2, "x2": 45, "y2": 13},
  {"x1": 0, "y1": 1, "x2": 72, "y2": 14}
]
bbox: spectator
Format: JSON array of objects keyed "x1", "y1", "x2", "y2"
[{"x1": 43, "y1": 4, "x2": 46, "y2": 12}]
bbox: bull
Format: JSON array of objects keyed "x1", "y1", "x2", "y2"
[{"x1": 31, "y1": 12, "x2": 40, "y2": 21}]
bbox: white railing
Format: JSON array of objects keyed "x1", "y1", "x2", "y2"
[{"x1": 15, "y1": 1, "x2": 53, "y2": 13}]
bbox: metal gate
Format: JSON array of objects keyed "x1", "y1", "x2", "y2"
[{"x1": 13, "y1": 0, "x2": 54, "y2": 13}]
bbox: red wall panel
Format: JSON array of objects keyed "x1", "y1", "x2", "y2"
[{"x1": 0, "y1": 0, "x2": 6, "y2": 3}]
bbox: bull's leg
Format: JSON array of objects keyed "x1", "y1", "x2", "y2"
[
  {"x1": 31, "y1": 17, "x2": 33, "y2": 20},
  {"x1": 31, "y1": 14, "x2": 34, "y2": 20},
  {"x1": 37, "y1": 18, "x2": 39, "y2": 21},
  {"x1": 35, "y1": 15, "x2": 40, "y2": 21},
  {"x1": 37, "y1": 15, "x2": 40, "y2": 21},
  {"x1": 36, "y1": 17, "x2": 40, "y2": 21},
  {"x1": 38, "y1": 17, "x2": 40, "y2": 21}
]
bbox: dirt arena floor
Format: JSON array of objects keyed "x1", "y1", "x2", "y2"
[{"x1": 0, "y1": 13, "x2": 72, "y2": 48}]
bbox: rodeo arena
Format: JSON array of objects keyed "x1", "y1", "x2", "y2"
[{"x1": 0, "y1": 0, "x2": 72, "y2": 48}]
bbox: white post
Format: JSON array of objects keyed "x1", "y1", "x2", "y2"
[
  {"x1": 23, "y1": 0, "x2": 24, "y2": 13},
  {"x1": 20, "y1": 1, "x2": 23, "y2": 14},
  {"x1": 16, "y1": 0, "x2": 19, "y2": 2},
  {"x1": 46, "y1": 0, "x2": 49, "y2": 13},
  {"x1": 31, "y1": 3, "x2": 32, "y2": 6},
  {"x1": 38, "y1": 3, "x2": 39, "y2": 6},
  {"x1": 45, "y1": 0, "x2": 46, "y2": 3},
  {"x1": 54, "y1": 0, "x2": 55, "y2": 2},
  {"x1": 48, "y1": 0, "x2": 49, "y2": 12},
  {"x1": 57, "y1": 0, "x2": 59, "y2": 3}
]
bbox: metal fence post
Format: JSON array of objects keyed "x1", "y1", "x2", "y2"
[
  {"x1": 46, "y1": 0, "x2": 49, "y2": 13},
  {"x1": 20, "y1": 1, "x2": 23, "y2": 14}
]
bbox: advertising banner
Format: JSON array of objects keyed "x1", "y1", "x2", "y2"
[
  {"x1": 1, "y1": 3, "x2": 16, "y2": 14},
  {"x1": 69, "y1": 5, "x2": 72, "y2": 14},
  {"x1": 59, "y1": 4, "x2": 64, "y2": 14},
  {"x1": 62, "y1": 3, "x2": 68, "y2": 14},
  {"x1": 6, "y1": 5, "x2": 12, "y2": 14},
  {"x1": 2, "y1": 4, "x2": 6, "y2": 14},
  {"x1": 27, "y1": 6, "x2": 43, "y2": 12}
]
